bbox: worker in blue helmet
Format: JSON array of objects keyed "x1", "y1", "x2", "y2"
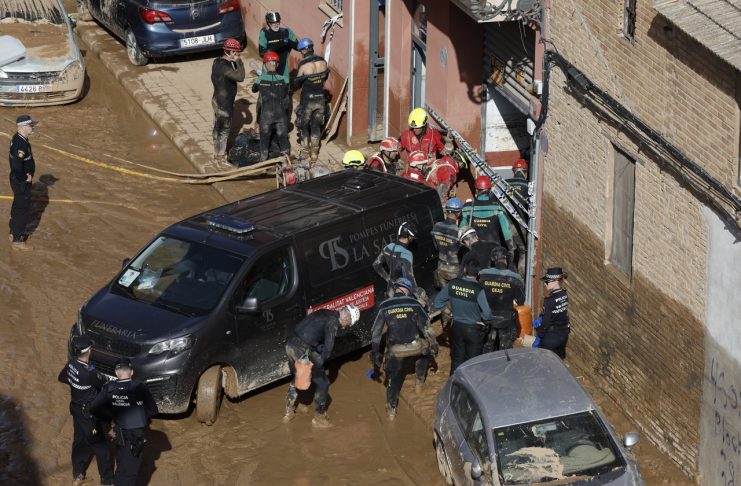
[
  {"x1": 370, "y1": 277, "x2": 437, "y2": 420},
  {"x1": 293, "y1": 36, "x2": 330, "y2": 161}
]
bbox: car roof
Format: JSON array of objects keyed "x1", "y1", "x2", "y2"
[
  {"x1": 168, "y1": 170, "x2": 436, "y2": 256},
  {"x1": 455, "y1": 348, "x2": 595, "y2": 429}
]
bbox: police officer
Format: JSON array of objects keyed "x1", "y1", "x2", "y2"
[
  {"x1": 480, "y1": 246, "x2": 525, "y2": 352},
  {"x1": 370, "y1": 278, "x2": 437, "y2": 419},
  {"x1": 458, "y1": 226, "x2": 498, "y2": 273},
  {"x1": 535, "y1": 267, "x2": 570, "y2": 359},
  {"x1": 252, "y1": 51, "x2": 290, "y2": 161},
  {"x1": 431, "y1": 198, "x2": 463, "y2": 289},
  {"x1": 283, "y1": 305, "x2": 360, "y2": 427},
  {"x1": 506, "y1": 158, "x2": 529, "y2": 275},
  {"x1": 460, "y1": 176, "x2": 515, "y2": 264},
  {"x1": 8, "y1": 115, "x2": 37, "y2": 250},
  {"x1": 293, "y1": 38, "x2": 329, "y2": 161},
  {"x1": 211, "y1": 38, "x2": 245, "y2": 163},
  {"x1": 372, "y1": 221, "x2": 426, "y2": 304},
  {"x1": 58, "y1": 336, "x2": 114, "y2": 486},
  {"x1": 432, "y1": 260, "x2": 493, "y2": 374},
  {"x1": 258, "y1": 11, "x2": 297, "y2": 79},
  {"x1": 90, "y1": 359, "x2": 158, "y2": 486}
]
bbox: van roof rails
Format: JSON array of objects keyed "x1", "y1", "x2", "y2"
[{"x1": 206, "y1": 214, "x2": 255, "y2": 234}]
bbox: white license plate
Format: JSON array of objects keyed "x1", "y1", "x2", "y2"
[
  {"x1": 179, "y1": 34, "x2": 215, "y2": 48},
  {"x1": 16, "y1": 84, "x2": 48, "y2": 93}
]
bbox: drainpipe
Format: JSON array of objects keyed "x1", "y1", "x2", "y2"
[
  {"x1": 383, "y1": 0, "x2": 391, "y2": 137},
  {"x1": 346, "y1": 0, "x2": 356, "y2": 143}
]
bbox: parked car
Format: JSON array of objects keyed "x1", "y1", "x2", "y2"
[
  {"x1": 79, "y1": 0, "x2": 245, "y2": 65},
  {"x1": 68, "y1": 170, "x2": 443, "y2": 424},
  {"x1": 0, "y1": 0, "x2": 85, "y2": 106},
  {"x1": 433, "y1": 348, "x2": 643, "y2": 485}
]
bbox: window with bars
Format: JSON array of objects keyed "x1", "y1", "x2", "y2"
[
  {"x1": 610, "y1": 146, "x2": 636, "y2": 277},
  {"x1": 327, "y1": 0, "x2": 343, "y2": 13},
  {"x1": 623, "y1": 0, "x2": 637, "y2": 41}
]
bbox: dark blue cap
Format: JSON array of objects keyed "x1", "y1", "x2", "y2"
[
  {"x1": 72, "y1": 335, "x2": 93, "y2": 355},
  {"x1": 115, "y1": 358, "x2": 132, "y2": 370}
]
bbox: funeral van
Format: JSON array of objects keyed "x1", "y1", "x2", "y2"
[{"x1": 69, "y1": 170, "x2": 443, "y2": 424}]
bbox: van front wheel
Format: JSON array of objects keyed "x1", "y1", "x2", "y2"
[{"x1": 196, "y1": 365, "x2": 223, "y2": 425}]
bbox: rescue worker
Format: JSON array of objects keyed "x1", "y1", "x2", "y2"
[
  {"x1": 210, "y1": 38, "x2": 245, "y2": 163},
  {"x1": 252, "y1": 51, "x2": 290, "y2": 161},
  {"x1": 535, "y1": 267, "x2": 570, "y2": 359},
  {"x1": 480, "y1": 246, "x2": 525, "y2": 352},
  {"x1": 407, "y1": 150, "x2": 429, "y2": 175},
  {"x1": 58, "y1": 336, "x2": 114, "y2": 486},
  {"x1": 506, "y1": 158, "x2": 529, "y2": 275},
  {"x1": 283, "y1": 305, "x2": 361, "y2": 427},
  {"x1": 458, "y1": 226, "x2": 498, "y2": 273},
  {"x1": 460, "y1": 175, "x2": 516, "y2": 265},
  {"x1": 365, "y1": 137, "x2": 402, "y2": 174},
  {"x1": 8, "y1": 115, "x2": 37, "y2": 250},
  {"x1": 400, "y1": 165, "x2": 425, "y2": 184},
  {"x1": 432, "y1": 260, "x2": 493, "y2": 374},
  {"x1": 431, "y1": 198, "x2": 463, "y2": 289},
  {"x1": 293, "y1": 38, "x2": 329, "y2": 161},
  {"x1": 399, "y1": 108, "x2": 445, "y2": 160},
  {"x1": 90, "y1": 359, "x2": 158, "y2": 486},
  {"x1": 258, "y1": 11, "x2": 297, "y2": 78},
  {"x1": 342, "y1": 149, "x2": 365, "y2": 169},
  {"x1": 372, "y1": 221, "x2": 425, "y2": 303},
  {"x1": 371, "y1": 278, "x2": 437, "y2": 419},
  {"x1": 425, "y1": 154, "x2": 459, "y2": 204}
]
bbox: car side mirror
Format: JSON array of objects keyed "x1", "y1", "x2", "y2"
[
  {"x1": 469, "y1": 460, "x2": 483, "y2": 480},
  {"x1": 236, "y1": 297, "x2": 261, "y2": 314},
  {"x1": 122, "y1": 257, "x2": 131, "y2": 269},
  {"x1": 624, "y1": 431, "x2": 640, "y2": 449}
]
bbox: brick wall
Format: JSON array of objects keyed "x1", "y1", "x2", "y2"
[{"x1": 542, "y1": 0, "x2": 740, "y2": 478}]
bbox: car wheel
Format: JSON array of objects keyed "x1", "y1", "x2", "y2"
[
  {"x1": 435, "y1": 432, "x2": 455, "y2": 485},
  {"x1": 125, "y1": 29, "x2": 148, "y2": 66},
  {"x1": 77, "y1": 0, "x2": 92, "y2": 21},
  {"x1": 196, "y1": 365, "x2": 223, "y2": 425}
]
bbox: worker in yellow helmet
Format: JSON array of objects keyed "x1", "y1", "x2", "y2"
[
  {"x1": 342, "y1": 149, "x2": 365, "y2": 169},
  {"x1": 399, "y1": 107, "x2": 445, "y2": 161}
]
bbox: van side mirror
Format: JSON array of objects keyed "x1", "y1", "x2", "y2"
[
  {"x1": 624, "y1": 431, "x2": 640, "y2": 449},
  {"x1": 236, "y1": 297, "x2": 260, "y2": 314},
  {"x1": 469, "y1": 460, "x2": 483, "y2": 480},
  {"x1": 122, "y1": 257, "x2": 131, "y2": 269}
]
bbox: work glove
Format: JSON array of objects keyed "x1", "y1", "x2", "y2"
[
  {"x1": 532, "y1": 316, "x2": 543, "y2": 329},
  {"x1": 532, "y1": 336, "x2": 541, "y2": 348}
]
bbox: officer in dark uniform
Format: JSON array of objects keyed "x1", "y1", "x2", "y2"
[
  {"x1": 258, "y1": 11, "x2": 298, "y2": 79},
  {"x1": 58, "y1": 336, "x2": 114, "y2": 486},
  {"x1": 211, "y1": 38, "x2": 245, "y2": 163},
  {"x1": 283, "y1": 305, "x2": 360, "y2": 427},
  {"x1": 293, "y1": 37, "x2": 329, "y2": 161},
  {"x1": 535, "y1": 267, "x2": 570, "y2": 359},
  {"x1": 372, "y1": 221, "x2": 427, "y2": 304},
  {"x1": 506, "y1": 159, "x2": 529, "y2": 275},
  {"x1": 370, "y1": 278, "x2": 438, "y2": 420},
  {"x1": 431, "y1": 198, "x2": 463, "y2": 288},
  {"x1": 90, "y1": 359, "x2": 158, "y2": 486},
  {"x1": 458, "y1": 226, "x2": 498, "y2": 273},
  {"x1": 252, "y1": 51, "x2": 291, "y2": 161},
  {"x1": 460, "y1": 175, "x2": 515, "y2": 264},
  {"x1": 432, "y1": 260, "x2": 493, "y2": 374},
  {"x1": 8, "y1": 115, "x2": 37, "y2": 250},
  {"x1": 480, "y1": 247, "x2": 525, "y2": 352}
]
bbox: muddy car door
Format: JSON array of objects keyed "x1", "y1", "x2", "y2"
[{"x1": 231, "y1": 244, "x2": 305, "y2": 392}]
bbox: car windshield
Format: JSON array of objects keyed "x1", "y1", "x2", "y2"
[
  {"x1": 493, "y1": 411, "x2": 625, "y2": 485},
  {"x1": 0, "y1": 0, "x2": 64, "y2": 24},
  {"x1": 111, "y1": 236, "x2": 244, "y2": 316}
]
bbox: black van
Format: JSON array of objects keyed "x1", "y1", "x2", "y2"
[{"x1": 69, "y1": 170, "x2": 443, "y2": 423}]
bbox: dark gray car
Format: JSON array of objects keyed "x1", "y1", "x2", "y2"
[{"x1": 433, "y1": 348, "x2": 643, "y2": 485}]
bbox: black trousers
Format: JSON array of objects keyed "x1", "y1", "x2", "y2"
[
  {"x1": 71, "y1": 405, "x2": 113, "y2": 483},
  {"x1": 450, "y1": 322, "x2": 487, "y2": 374},
  {"x1": 296, "y1": 98, "x2": 326, "y2": 146},
  {"x1": 384, "y1": 354, "x2": 428, "y2": 409},
  {"x1": 539, "y1": 327, "x2": 570, "y2": 359},
  {"x1": 115, "y1": 428, "x2": 145, "y2": 486},
  {"x1": 212, "y1": 98, "x2": 232, "y2": 157},
  {"x1": 259, "y1": 113, "x2": 290, "y2": 161},
  {"x1": 9, "y1": 174, "x2": 31, "y2": 240},
  {"x1": 286, "y1": 337, "x2": 330, "y2": 414},
  {"x1": 483, "y1": 312, "x2": 518, "y2": 353}
]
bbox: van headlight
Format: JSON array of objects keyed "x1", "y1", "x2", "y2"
[
  {"x1": 61, "y1": 60, "x2": 84, "y2": 81},
  {"x1": 149, "y1": 336, "x2": 193, "y2": 355}
]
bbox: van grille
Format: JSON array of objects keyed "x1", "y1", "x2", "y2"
[{"x1": 87, "y1": 330, "x2": 142, "y2": 357}]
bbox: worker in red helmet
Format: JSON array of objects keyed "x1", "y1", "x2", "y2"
[
  {"x1": 506, "y1": 158, "x2": 529, "y2": 275},
  {"x1": 401, "y1": 166, "x2": 425, "y2": 184},
  {"x1": 399, "y1": 108, "x2": 446, "y2": 161},
  {"x1": 460, "y1": 174, "x2": 516, "y2": 268},
  {"x1": 366, "y1": 137, "x2": 402, "y2": 174},
  {"x1": 211, "y1": 38, "x2": 245, "y2": 163},
  {"x1": 424, "y1": 155, "x2": 459, "y2": 204},
  {"x1": 252, "y1": 51, "x2": 290, "y2": 161}
]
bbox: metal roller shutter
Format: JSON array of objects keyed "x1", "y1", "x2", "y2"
[{"x1": 483, "y1": 21, "x2": 535, "y2": 116}]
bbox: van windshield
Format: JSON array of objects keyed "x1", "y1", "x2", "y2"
[
  {"x1": 111, "y1": 236, "x2": 244, "y2": 316},
  {"x1": 493, "y1": 411, "x2": 624, "y2": 484}
]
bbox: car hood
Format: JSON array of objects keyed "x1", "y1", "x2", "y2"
[
  {"x1": 0, "y1": 25, "x2": 77, "y2": 72},
  {"x1": 83, "y1": 290, "x2": 196, "y2": 342}
]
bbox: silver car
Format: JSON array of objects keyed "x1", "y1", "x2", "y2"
[
  {"x1": 433, "y1": 348, "x2": 643, "y2": 485},
  {"x1": 0, "y1": 0, "x2": 85, "y2": 105}
]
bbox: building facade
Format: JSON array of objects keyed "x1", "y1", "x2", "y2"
[{"x1": 540, "y1": 0, "x2": 741, "y2": 482}]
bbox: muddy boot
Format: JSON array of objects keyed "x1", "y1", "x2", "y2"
[
  {"x1": 296, "y1": 141, "x2": 309, "y2": 160},
  {"x1": 415, "y1": 377, "x2": 425, "y2": 394},
  {"x1": 11, "y1": 240, "x2": 32, "y2": 251},
  {"x1": 386, "y1": 404, "x2": 397, "y2": 421},
  {"x1": 72, "y1": 474, "x2": 91, "y2": 486},
  {"x1": 283, "y1": 386, "x2": 298, "y2": 423},
  {"x1": 311, "y1": 412, "x2": 333, "y2": 428},
  {"x1": 309, "y1": 137, "x2": 320, "y2": 162}
]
